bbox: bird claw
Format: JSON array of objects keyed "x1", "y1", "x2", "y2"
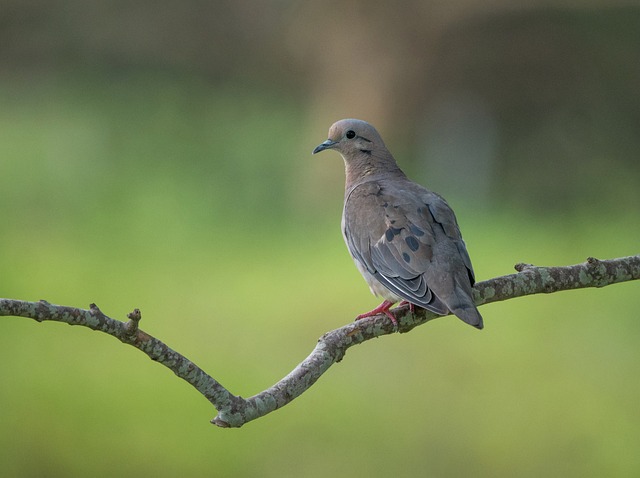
[
  {"x1": 355, "y1": 300, "x2": 399, "y2": 328},
  {"x1": 399, "y1": 300, "x2": 415, "y2": 313}
]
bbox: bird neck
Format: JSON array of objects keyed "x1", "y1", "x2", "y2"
[{"x1": 343, "y1": 149, "x2": 406, "y2": 187}]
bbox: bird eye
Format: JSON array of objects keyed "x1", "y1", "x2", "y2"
[{"x1": 345, "y1": 130, "x2": 356, "y2": 139}]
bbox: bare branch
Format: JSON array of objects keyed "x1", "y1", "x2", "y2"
[
  {"x1": 0, "y1": 299, "x2": 240, "y2": 419},
  {"x1": 1, "y1": 255, "x2": 639, "y2": 428}
]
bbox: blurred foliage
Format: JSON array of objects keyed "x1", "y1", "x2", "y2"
[
  {"x1": 1, "y1": 1, "x2": 639, "y2": 476},
  {"x1": 2, "y1": 2, "x2": 639, "y2": 211}
]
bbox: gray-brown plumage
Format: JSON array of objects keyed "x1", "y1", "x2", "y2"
[{"x1": 313, "y1": 119, "x2": 483, "y2": 329}]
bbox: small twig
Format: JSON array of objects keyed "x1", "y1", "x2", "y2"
[
  {"x1": 124, "y1": 308, "x2": 142, "y2": 335},
  {"x1": 1, "y1": 254, "x2": 639, "y2": 428}
]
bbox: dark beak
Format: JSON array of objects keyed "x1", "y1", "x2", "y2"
[{"x1": 312, "y1": 139, "x2": 338, "y2": 154}]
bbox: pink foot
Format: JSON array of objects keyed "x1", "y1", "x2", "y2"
[{"x1": 356, "y1": 300, "x2": 398, "y2": 327}]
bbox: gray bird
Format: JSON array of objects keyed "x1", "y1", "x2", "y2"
[{"x1": 313, "y1": 119, "x2": 483, "y2": 329}]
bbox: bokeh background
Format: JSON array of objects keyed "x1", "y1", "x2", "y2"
[{"x1": 1, "y1": 1, "x2": 639, "y2": 476}]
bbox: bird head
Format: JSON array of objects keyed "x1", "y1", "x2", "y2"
[{"x1": 312, "y1": 119, "x2": 386, "y2": 158}]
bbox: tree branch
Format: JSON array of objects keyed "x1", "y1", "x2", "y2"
[{"x1": 1, "y1": 255, "x2": 639, "y2": 428}]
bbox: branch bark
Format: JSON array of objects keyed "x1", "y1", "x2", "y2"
[{"x1": 1, "y1": 255, "x2": 639, "y2": 428}]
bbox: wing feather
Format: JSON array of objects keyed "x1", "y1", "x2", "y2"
[{"x1": 343, "y1": 180, "x2": 473, "y2": 315}]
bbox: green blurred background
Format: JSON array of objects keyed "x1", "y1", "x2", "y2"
[{"x1": 1, "y1": 1, "x2": 639, "y2": 476}]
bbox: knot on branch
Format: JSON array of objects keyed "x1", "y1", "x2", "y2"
[
  {"x1": 586, "y1": 256, "x2": 608, "y2": 287},
  {"x1": 514, "y1": 262, "x2": 535, "y2": 272},
  {"x1": 211, "y1": 417, "x2": 231, "y2": 428},
  {"x1": 35, "y1": 299, "x2": 51, "y2": 322},
  {"x1": 125, "y1": 308, "x2": 142, "y2": 335},
  {"x1": 89, "y1": 303, "x2": 105, "y2": 318}
]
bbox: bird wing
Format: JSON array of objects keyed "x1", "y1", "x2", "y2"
[{"x1": 344, "y1": 179, "x2": 475, "y2": 315}]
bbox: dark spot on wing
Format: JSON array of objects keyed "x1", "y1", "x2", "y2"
[
  {"x1": 402, "y1": 252, "x2": 411, "y2": 263},
  {"x1": 405, "y1": 236, "x2": 420, "y2": 251},
  {"x1": 408, "y1": 224, "x2": 425, "y2": 237},
  {"x1": 385, "y1": 227, "x2": 402, "y2": 242}
]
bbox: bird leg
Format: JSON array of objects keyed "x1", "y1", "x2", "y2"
[
  {"x1": 399, "y1": 300, "x2": 415, "y2": 313},
  {"x1": 356, "y1": 300, "x2": 398, "y2": 327}
]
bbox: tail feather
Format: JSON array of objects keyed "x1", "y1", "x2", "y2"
[{"x1": 451, "y1": 305, "x2": 484, "y2": 329}]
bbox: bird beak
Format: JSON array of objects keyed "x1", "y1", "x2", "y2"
[{"x1": 312, "y1": 139, "x2": 338, "y2": 154}]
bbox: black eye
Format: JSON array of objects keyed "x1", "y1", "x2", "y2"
[{"x1": 345, "y1": 130, "x2": 356, "y2": 139}]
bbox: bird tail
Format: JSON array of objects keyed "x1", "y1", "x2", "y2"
[
  {"x1": 449, "y1": 279, "x2": 484, "y2": 329},
  {"x1": 430, "y1": 290, "x2": 484, "y2": 329},
  {"x1": 451, "y1": 305, "x2": 484, "y2": 330}
]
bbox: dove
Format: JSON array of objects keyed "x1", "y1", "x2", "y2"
[{"x1": 313, "y1": 119, "x2": 483, "y2": 329}]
